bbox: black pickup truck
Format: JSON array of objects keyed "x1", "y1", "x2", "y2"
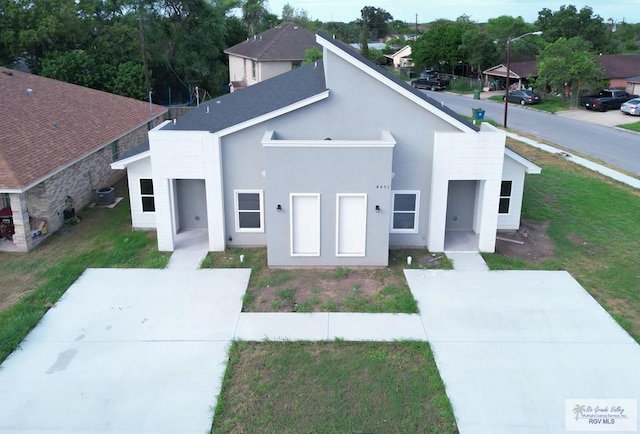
[
  {"x1": 410, "y1": 71, "x2": 450, "y2": 91},
  {"x1": 580, "y1": 89, "x2": 638, "y2": 112}
]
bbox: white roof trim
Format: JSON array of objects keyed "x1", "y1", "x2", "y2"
[
  {"x1": 261, "y1": 129, "x2": 396, "y2": 148},
  {"x1": 504, "y1": 148, "x2": 542, "y2": 174},
  {"x1": 317, "y1": 35, "x2": 476, "y2": 134},
  {"x1": 110, "y1": 149, "x2": 150, "y2": 170},
  {"x1": 216, "y1": 90, "x2": 330, "y2": 138}
]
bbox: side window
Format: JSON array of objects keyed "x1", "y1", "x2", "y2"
[
  {"x1": 110, "y1": 140, "x2": 119, "y2": 161},
  {"x1": 391, "y1": 191, "x2": 420, "y2": 233},
  {"x1": 140, "y1": 179, "x2": 155, "y2": 212},
  {"x1": 499, "y1": 181, "x2": 512, "y2": 214},
  {"x1": 251, "y1": 60, "x2": 257, "y2": 79},
  {"x1": 1, "y1": 193, "x2": 10, "y2": 209},
  {"x1": 235, "y1": 190, "x2": 264, "y2": 232}
]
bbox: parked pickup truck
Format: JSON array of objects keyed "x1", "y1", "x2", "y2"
[
  {"x1": 580, "y1": 89, "x2": 638, "y2": 112},
  {"x1": 411, "y1": 71, "x2": 450, "y2": 91}
]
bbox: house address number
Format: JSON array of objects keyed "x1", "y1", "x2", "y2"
[{"x1": 376, "y1": 185, "x2": 390, "y2": 189}]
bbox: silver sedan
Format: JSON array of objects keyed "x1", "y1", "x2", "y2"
[{"x1": 620, "y1": 98, "x2": 640, "y2": 116}]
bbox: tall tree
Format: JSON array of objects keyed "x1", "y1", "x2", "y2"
[
  {"x1": 536, "y1": 5, "x2": 611, "y2": 53},
  {"x1": 536, "y1": 36, "x2": 605, "y2": 98},
  {"x1": 359, "y1": 15, "x2": 370, "y2": 59},
  {"x1": 412, "y1": 19, "x2": 468, "y2": 71},
  {"x1": 360, "y1": 6, "x2": 392, "y2": 40}
]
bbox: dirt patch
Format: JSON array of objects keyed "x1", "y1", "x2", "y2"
[
  {"x1": 495, "y1": 219, "x2": 555, "y2": 263},
  {"x1": 208, "y1": 249, "x2": 450, "y2": 313}
]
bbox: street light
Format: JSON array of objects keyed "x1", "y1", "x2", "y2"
[{"x1": 503, "y1": 31, "x2": 542, "y2": 128}]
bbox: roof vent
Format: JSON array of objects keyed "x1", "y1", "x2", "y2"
[
  {"x1": 173, "y1": 119, "x2": 177, "y2": 125},
  {"x1": 294, "y1": 26, "x2": 298, "y2": 30},
  {"x1": 2, "y1": 70, "x2": 13, "y2": 76},
  {"x1": 206, "y1": 106, "x2": 210, "y2": 113},
  {"x1": 26, "y1": 88, "x2": 33, "y2": 96}
]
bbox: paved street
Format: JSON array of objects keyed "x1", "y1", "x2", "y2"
[{"x1": 427, "y1": 90, "x2": 640, "y2": 175}]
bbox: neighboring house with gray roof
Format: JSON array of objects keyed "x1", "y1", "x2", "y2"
[
  {"x1": 224, "y1": 22, "x2": 321, "y2": 92},
  {"x1": 112, "y1": 33, "x2": 540, "y2": 267},
  {"x1": 0, "y1": 68, "x2": 167, "y2": 252}
]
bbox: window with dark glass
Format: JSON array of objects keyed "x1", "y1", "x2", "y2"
[
  {"x1": 140, "y1": 179, "x2": 155, "y2": 212},
  {"x1": 499, "y1": 181, "x2": 512, "y2": 214}
]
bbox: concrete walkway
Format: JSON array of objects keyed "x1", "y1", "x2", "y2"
[
  {"x1": 166, "y1": 229, "x2": 209, "y2": 270},
  {"x1": 2, "y1": 255, "x2": 639, "y2": 433}
]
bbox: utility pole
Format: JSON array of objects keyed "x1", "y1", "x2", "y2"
[{"x1": 137, "y1": 6, "x2": 151, "y2": 99}]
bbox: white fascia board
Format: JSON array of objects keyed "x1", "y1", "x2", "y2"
[
  {"x1": 262, "y1": 129, "x2": 396, "y2": 148},
  {"x1": 110, "y1": 150, "x2": 151, "y2": 170},
  {"x1": 316, "y1": 36, "x2": 476, "y2": 134},
  {"x1": 504, "y1": 147, "x2": 542, "y2": 174},
  {"x1": 216, "y1": 90, "x2": 330, "y2": 138}
]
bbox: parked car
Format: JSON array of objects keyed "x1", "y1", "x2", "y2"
[
  {"x1": 411, "y1": 70, "x2": 450, "y2": 91},
  {"x1": 620, "y1": 98, "x2": 640, "y2": 116},
  {"x1": 503, "y1": 90, "x2": 541, "y2": 105},
  {"x1": 580, "y1": 89, "x2": 638, "y2": 112}
]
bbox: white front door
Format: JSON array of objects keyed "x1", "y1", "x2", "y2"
[
  {"x1": 290, "y1": 194, "x2": 320, "y2": 256},
  {"x1": 336, "y1": 194, "x2": 367, "y2": 257}
]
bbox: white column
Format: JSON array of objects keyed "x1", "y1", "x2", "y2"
[{"x1": 203, "y1": 133, "x2": 226, "y2": 251}]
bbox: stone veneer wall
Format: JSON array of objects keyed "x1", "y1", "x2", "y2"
[{"x1": 15, "y1": 114, "x2": 167, "y2": 251}]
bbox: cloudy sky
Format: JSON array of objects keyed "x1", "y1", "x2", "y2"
[{"x1": 263, "y1": 0, "x2": 638, "y2": 24}]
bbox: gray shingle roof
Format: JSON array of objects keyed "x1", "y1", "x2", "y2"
[
  {"x1": 163, "y1": 60, "x2": 327, "y2": 132},
  {"x1": 224, "y1": 22, "x2": 321, "y2": 61}
]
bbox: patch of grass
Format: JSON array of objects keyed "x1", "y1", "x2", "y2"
[
  {"x1": 484, "y1": 141, "x2": 640, "y2": 343},
  {"x1": 618, "y1": 120, "x2": 640, "y2": 132},
  {"x1": 488, "y1": 94, "x2": 570, "y2": 113},
  {"x1": 0, "y1": 179, "x2": 169, "y2": 363},
  {"x1": 211, "y1": 341, "x2": 458, "y2": 433},
  {"x1": 333, "y1": 267, "x2": 351, "y2": 278}
]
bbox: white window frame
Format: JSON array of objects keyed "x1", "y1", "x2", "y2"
[
  {"x1": 290, "y1": 193, "x2": 321, "y2": 257},
  {"x1": 139, "y1": 178, "x2": 155, "y2": 213},
  {"x1": 335, "y1": 193, "x2": 367, "y2": 257},
  {"x1": 1, "y1": 193, "x2": 10, "y2": 209},
  {"x1": 390, "y1": 190, "x2": 420, "y2": 234},
  {"x1": 234, "y1": 190, "x2": 264, "y2": 233},
  {"x1": 499, "y1": 180, "x2": 512, "y2": 214}
]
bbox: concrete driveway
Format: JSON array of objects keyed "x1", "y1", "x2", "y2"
[
  {"x1": 406, "y1": 268, "x2": 640, "y2": 434},
  {"x1": 0, "y1": 268, "x2": 249, "y2": 434}
]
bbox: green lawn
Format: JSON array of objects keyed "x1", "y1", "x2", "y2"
[
  {"x1": 488, "y1": 94, "x2": 570, "y2": 113},
  {"x1": 618, "y1": 120, "x2": 640, "y2": 132},
  {"x1": 0, "y1": 180, "x2": 169, "y2": 363},
  {"x1": 211, "y1": 341, "x2": 458, "y2": 434},
  {"x1": 484, "y1": 141, "x2": 640, "y2": 343}
]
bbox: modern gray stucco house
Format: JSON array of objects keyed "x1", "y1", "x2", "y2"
[{"x1": 112, "y1": 33, "x2": 540, "y2": 267}]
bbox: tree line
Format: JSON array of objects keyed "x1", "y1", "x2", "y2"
[{"x1": 1, "y1": 0, "x2": 637, "y2": 103}]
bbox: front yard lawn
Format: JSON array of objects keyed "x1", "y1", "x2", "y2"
[
  {"x1": 211, "y1": 341, "x2": 458, "y2": 434},
  {"x1": 618, "y1": 120, "x2": 640, "y2": 132}
]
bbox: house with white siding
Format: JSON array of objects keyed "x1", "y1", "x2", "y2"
[
  {"x1": 112, "y1": 33, "x2": 540, "y2": 267},
  {"x1": 224, "y1": 22, "x2": 321, "y2": 92}
]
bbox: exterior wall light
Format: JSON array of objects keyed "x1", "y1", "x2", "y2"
[
  {"x1": 277, "y1": 204, "x2": 282, "y2": 212},
  {"x1": 375, "y1": 205, "x2": 380, "y2": 213}
]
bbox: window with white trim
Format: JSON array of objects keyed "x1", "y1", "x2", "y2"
[
  {"x1": 140, "y1": 179, "x2": 155, "y2": 212},
  {"x1": 251, "y1": 60, "x2": 257, "y2": 79},
  {"x1": 499, "y1": 181, "x2": 512, "y2": 214},
  {"x1": 391, "y1": 191, "x2": 420, "y2": 233},
  {"x1": 235, "y1": 190, "x2": 264, "y2": 232}
]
